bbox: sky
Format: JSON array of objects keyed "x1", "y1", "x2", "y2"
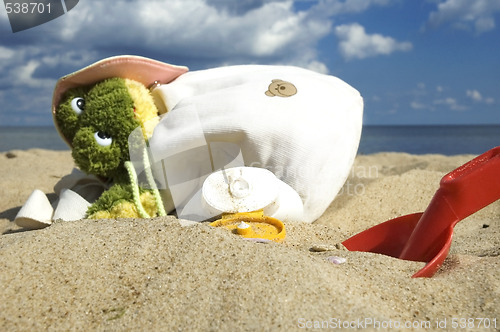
[{"x1": 0, "y1": 0, "x2": 499, "y2": 126}]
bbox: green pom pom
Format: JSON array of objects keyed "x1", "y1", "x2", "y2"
[{"x1": 86, "y1": 183, "x2": 134, "y2": 217}]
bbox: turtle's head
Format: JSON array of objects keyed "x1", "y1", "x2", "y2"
[{"x1": 55, "y1": 78, "x2": 159, "y2": 179}]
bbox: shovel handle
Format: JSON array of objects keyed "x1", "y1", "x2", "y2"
[
  {"x1": 440, "y1": 146, "x2": 500, "y2": 220},
  {"x1": 399, "y1": 146, "x2": 500, "y2": 262}
]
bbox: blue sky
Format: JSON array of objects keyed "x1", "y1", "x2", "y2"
[{"x1": 0, "y1": 0, "x2": 499, "y2": 126}]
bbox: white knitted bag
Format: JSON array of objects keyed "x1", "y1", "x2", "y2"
[{"x1": 148, "y1": 65, "x2": 363, "y2": 223}]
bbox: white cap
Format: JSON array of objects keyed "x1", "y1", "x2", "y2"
[
  {"x1": 203, "y1": 167, "x2": 278, "y2": 214},
  {"x1": 201, "y1": 166, "x2": 304, "y2": 222}
]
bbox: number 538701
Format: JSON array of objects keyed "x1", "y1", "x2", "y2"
[{"x1": 5, "y1": 2, "x2": 52, "y2": 14}]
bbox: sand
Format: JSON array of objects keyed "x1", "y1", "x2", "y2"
[{"x1": 0, "y1": 149, "x2": 498, "y2": 331}]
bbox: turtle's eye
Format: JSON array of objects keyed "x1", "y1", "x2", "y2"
[
  {"x1": 71, "y1": 97, "x2": 85, "y2": 115},
  {"x1": 94, "y1": 131, "x2": 113, "y2": 147}
]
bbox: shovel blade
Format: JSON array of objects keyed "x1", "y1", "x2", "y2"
[
  {"x1": 343, "y1": 212, "x2": 456, "y2": 278},
  {"x1": 342, "y1": 213, "x2": 423, "y2": 258}
]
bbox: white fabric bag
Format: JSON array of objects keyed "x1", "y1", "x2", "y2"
[{"x1": 147, "y1": 65, "x2": 362, "y2": 223}]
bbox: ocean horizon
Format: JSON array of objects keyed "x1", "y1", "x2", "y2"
[{"x1": 1, "y1": 125, "x2": 499, "y2": 156}]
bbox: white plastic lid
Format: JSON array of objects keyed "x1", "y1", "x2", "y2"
[{"x1": 202, "y1": 167, "x2": 279, "y2": 213}]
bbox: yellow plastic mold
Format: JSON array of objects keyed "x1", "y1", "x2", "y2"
[{"x1": 209, "y1": 211, "x2": 286, "y2": 243}]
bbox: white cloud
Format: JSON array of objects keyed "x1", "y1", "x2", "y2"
[
  {"x1": 466, "y1": 89, "x2": 482, "y2": 102},
  {"x1": 408, "y1": 87, "x2": 495, "y2": 115},
  {"x1": 410, "y1": 101, "x2": 426, "y2": 110},
  {"x1": 427, "y1": 0, "x2": 500, "y2": 34},
  {"x1": 302, "y1": 60, "x2": 329, "y2": 74},
  {"x1": 50, "y1": 0, "x2": 400, "y2": 68},
  {"x1": 0, "y1": 46, "x2": 16, "y2": 72},
  {"x1": 51, "y1": 0, "x2": 332, "y2": 70},
  {"x1": 13, "y1": 60, "x2": 53, "y2": 88},
  {"x1": 335, "y1": 23, "x2": 412, "y2": 60},
  {"x1": 0, "y1": 46, "x2": 15, "y2": 60},
  {"x1": 466, "y1": 89, "x2": 495, "y2": 104},
  {"x1": 434, "y1": 97, "x2": 467, "y2": 111}
]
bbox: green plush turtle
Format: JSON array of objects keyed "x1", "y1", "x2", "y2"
[{"x1": 52, "y1": 56, "x2": 188, "y2": 219}]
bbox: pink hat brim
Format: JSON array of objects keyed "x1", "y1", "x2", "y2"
[{"x1": 52, "y1": 55, "x2": 189, "y2": 145}]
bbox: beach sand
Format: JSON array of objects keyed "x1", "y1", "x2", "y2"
[{"x1": 0, "y1": 149, "x2": 498, "y2": 331}]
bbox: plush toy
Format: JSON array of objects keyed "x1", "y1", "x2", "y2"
[
  {"x1": 55, "y1": 77, "x2": 161, "y2": 219},
  {"x1": 48, "y1": 57, "x2": 191, "y2": 220},
  {"x1": 15, "y1": 55, "x2": 363, "y2": 229},
  {"x1": 15, "y1": 57, "x2": 188, "y2": 228}
]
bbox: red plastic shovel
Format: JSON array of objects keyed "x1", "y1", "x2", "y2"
[{"x1": 343, "y1": 146, "x2": 500, "y2": 278}]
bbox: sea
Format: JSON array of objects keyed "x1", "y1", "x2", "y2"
[{"x1": 0, "y1": 125, "x2": 499, "y2": 155}]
